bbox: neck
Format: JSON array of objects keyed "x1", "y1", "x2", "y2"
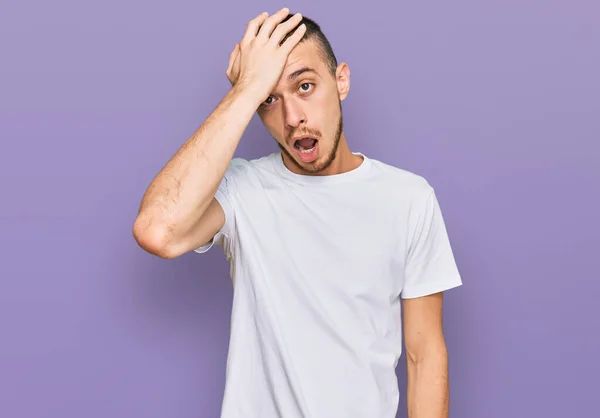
[{"x1": 322, "y1": 134, "x2": 363, "y2": 175}]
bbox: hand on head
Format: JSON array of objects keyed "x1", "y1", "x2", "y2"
[{"x1": 226, "y1": 8, "x2": 306, "y2": 102}]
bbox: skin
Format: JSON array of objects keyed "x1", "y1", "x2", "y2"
[
  {"x1": 133, "y1": 8, "x2": 451, "y2": 417},
  {"x1": 229, "y1": 36, "x2": 363, "y2": 176},
  {"x1": 403, "y1": 292, "x2": 450, "y2": 418},
  {"x1": 133, "y1": 9, "x2": 308, "y2": 260},
  {"x1": 256, "y1": 40, "x2": 361, "y2": 176}
]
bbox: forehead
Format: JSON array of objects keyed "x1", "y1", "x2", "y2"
[{"x1": 280, "y1": 39, "x2": 329, "y2": 82}]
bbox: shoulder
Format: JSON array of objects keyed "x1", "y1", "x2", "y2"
[
  {"x1": 366, "y1": 157, "x2": 434, "y2": 204},
  {"x1": 221, "y1": 153, "x2": 281, "y2": 192},
  {"x1": 224, "y1": 153, "x2": 279, "y2": 176}
]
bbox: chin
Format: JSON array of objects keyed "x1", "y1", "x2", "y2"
[
  {"x1": 280, "y1": 142, "x2": 337, "y2": 175},
  {"x1": 275, "y1": 113, "x2": 343, "y2": 175}
]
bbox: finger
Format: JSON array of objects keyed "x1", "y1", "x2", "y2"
[
  {"x1": 270, "y1": 12, "x2": 303, "y2": 46},
  {"x1": 256, "y1": 7, "x2": 290, "y2": 40},
  {"x1": 226, "y1": 44, "x2": 239, "y2": 82},
  {"x1": 241, "y1": 12, "x2": 269, "y2": 46},
  {"x1": 232, "y1": 46, "x2": 241, "y2": 80},
  {"x1": 227, "y1": 43, "x2": 239, "y2": 73},
  {"x1": 279, "y1": 23, "x2": 307, "y2": 54},
  {"x1": 231, "y1": 48, "x2": 241, "y2": 83}
]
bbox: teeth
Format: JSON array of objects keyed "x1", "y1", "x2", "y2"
[{"x1": 300, "y1": 146, "x2": 315, "y2": 154}]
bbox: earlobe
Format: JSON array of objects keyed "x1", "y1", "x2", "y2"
[{"x1": 336, "y1": 62, "x2": 350, "y2": 101}]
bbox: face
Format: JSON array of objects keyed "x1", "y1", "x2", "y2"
[{"x1": 256, "y1": 39, "x2": 350, "y2": 175}]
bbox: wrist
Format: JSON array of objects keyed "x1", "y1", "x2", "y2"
[{"x1": 230, "y1": 82, "x2": 267, "y2": 108}]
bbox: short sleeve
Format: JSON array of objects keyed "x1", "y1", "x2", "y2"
[
  {"x1": 193, "y1": 162, "x2": 237, "y2": 255},
  {"x1": 401, "y1": 188, "x2": 463, "y2": 299}
]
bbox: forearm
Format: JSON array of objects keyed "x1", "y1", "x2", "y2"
[
  {"x1": 135, "y1": 85, "x2": 261, "y2": 238},
  {"x1": 406, "y1": 348, "x2": 449, "y2": 418}
]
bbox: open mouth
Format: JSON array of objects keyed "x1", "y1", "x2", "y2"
[
  {"x1": 294, "y1": 137, "x2": 318, "y2": 153},
  {"x1": 292, "y1": 137, "x2": 319, "y2": 162}
]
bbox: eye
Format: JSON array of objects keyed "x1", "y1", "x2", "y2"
[
  {"x1": 263, "y1": 96, "x2": 275, "y2": 106},
  {"x1": 299, "y1": 83, "x2": 313, "y2": 93}
]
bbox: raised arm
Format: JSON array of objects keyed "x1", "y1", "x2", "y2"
[{"x1": 132, "y1": 8, "x2": 306, "y2": 258}]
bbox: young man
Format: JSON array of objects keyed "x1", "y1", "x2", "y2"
[{"x1": 133, "y1": 8, "x2": 463, "y2": 418}]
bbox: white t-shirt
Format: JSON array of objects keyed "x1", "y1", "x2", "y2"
[{"x1": 195, "y1": 151, "x2": 462, "y2": 418}]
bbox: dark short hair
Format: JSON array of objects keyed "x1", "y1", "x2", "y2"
[{"x1": 279, "y1": 14, "x2": 338, "y2": 76}]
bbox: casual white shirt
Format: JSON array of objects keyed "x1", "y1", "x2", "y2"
[{"x1": 196, "y1": 151, "x2": 463, "y2": 417}]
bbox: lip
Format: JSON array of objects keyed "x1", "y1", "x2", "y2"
[
  {"x1": 292, "y1": 139, "x2": 319, "y2": 163},
  {"x1": 289, "y1": 136, "x2": 318, "y2": 145}
]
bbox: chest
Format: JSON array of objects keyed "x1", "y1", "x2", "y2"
[{"x1": 232, "y1": 184, "x2": 409, "y2": 298}]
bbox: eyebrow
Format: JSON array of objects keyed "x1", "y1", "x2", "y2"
[{"x1": 288, "y1": 67, "x2": 318, "y2": 81}]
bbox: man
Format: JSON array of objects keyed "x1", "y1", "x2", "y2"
[{"x1": 133, "y1": 8, "x2": 462, "y2": 418}]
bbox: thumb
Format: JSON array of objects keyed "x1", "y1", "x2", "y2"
[{"x1": 228, "y1": 43, "x2": 239, "y2": 70}]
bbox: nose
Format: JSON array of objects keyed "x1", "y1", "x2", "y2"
[{"x1": 283, "y1": 98, "x2": 306, "y2": 129}]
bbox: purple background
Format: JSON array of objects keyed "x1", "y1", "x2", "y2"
[{"x1": 1, "y1": 0, "x2": 598, "y2": 417}]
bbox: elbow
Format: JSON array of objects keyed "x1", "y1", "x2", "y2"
[
  {"x1": 132, "y1": 216, "x2": 181, "y2": 259},
  {"x1": 406, "y1": 340, "x2": 448, "y2": 366}
]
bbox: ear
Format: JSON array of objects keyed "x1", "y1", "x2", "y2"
[{"x1": 336, "y1": 62, "x2": 350, "y2": 101}]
